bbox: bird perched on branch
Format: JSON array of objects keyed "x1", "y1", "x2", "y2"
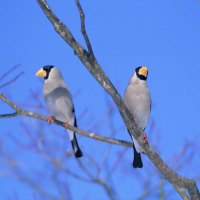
[
  {"x1": 124, "y1": 66, "x2": 151, "y2": 168},
  {"x1": 36, "y1": 65, "x2": 83, "y2": 158}
]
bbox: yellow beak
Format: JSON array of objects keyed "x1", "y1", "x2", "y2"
[
  {"x1": 35, "y1": 68, "x2": 46, "y2": 77},
  {"x1": 139, "y1": 66, "x2": 148, "y2": 77}
]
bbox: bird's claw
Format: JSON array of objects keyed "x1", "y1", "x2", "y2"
[
  {"x1": 46, "y1": 116, "x2": 56, "y2": 124},
  {"x1": 143, "y1": 132, "x2": 147, "y2": 143},
  {"x1": 64, "y1": 120, "x2": 69, "y2": 129}
]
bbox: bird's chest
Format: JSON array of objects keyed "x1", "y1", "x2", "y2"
[
  {"x1": 44, "y1": 89, "x2": 74, "y2": 122},
  {"x1": 125, "y1": 87, "x2": 150, "y2": 130},
  {"x1": 131, "y1": 93, "x2": 149, "y2": 115},
  {"x1": 45, "y1": 94, "x2": 60, "y2": 115}
]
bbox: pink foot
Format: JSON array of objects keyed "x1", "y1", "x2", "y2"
[
  {"x1": 143, "y1": 132, "x2": 148, "y2": 144},
  {"x1": 46, "y1": 116, "x2": 56, "y2": 124},
  {"x1": 64, "y1": 120, "x2": 69, "y2": 129}
]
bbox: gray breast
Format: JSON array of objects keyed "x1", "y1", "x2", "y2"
[
  {"x1": 44, "y1": 86, "x2": 74, "y2": 122},
  {"x1": 124, "y1": 84, "x2": 151, "y2": 130}
]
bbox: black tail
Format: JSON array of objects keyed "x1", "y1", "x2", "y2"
[
  {"x1": 133, "y1": 143, "x2": 143, "y2": 168},
  {"x1": 128, "y1": 130, "x2": 143, "y2": 168},
  {"x1": 71, "y1": 116, "x2": 83, "y2": 158},
  {"x1": 71, "y1": 134, "x2": 83, "y2": 158}
]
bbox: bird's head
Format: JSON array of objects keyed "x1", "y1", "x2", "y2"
[
  {"x1": 135, "y1": 66, "x2": 148, "y2": 81},
  {"x1": 35, "y1": 65, "x2": 63, "y2": 81},
  {"x1": 35, "y1": 65, "x2": 54, "y2": 80}
]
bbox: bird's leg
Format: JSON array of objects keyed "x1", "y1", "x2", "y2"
[
  {"x1": 143, "y1": 132, "x2": 148, "y2": 143},
  {"x1": 46, "y1": 116, "x2": 56, "y2": 124},
  {"x1": 130, "y1": 114, "x2": 148, "y2": 143},
  {"x1": 64, "y1": 120, "x2": 70, "y2": 129},
  {"x1": 131, "y1": 114, "x2": 148, "y2": 143}
]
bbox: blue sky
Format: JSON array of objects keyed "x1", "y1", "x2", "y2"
[{"x1": 1, "y1": 1, "x2": 200, "y2": 199}]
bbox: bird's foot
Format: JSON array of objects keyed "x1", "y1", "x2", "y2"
[
  {"x1": 143, "y1": 132, "x2": 148, "y2": 144},
  {"x1": 46, "y1": 116, "x2": 56, "y2": 124},
  {"x1": 64, "y1": 120, "x2": 69, "y2": 129}
]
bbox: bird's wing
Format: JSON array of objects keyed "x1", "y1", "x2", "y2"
[{"x1": 45, "y1": 86, "x2": 75, "y2": 123}]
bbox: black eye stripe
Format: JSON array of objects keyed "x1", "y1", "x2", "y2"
[
  {"x1": 135, "y1": 66, "x2": 148, "y2": 81},
  {"x1": 135, "y1": 66, "x2": 141, "y2": 72},
  {"x1": 43, "y1": 65, "x2": 54, "y2": 71},
  {"x1": 43, "y1": 65, "x2": 54, "y2": 80}
]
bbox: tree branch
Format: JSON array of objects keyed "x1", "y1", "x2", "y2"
[
  {"x1": 0, "y1": 71, "x2": 25, "y2": 89},
  {"x1": 0, "y1": 64, "x2": 21, "y2": 81},
  {"x1": 0, "y1": 112, "x2": 18, "y2": 118},
  {"x1": 0, "y1": 64, "x2": 24, "y2": 89},
  {"x1": 75, "y1": 0, "x2": 95, "y2": 60},
  {"x1": 174, "y1": 185, "x2": 190, "y2": 200},
  {"x1": 3, "y1": 1, "x2": 199, "y2": 199},
  {"x1": 0, "y1": 93, "x2": 132, "y2": 148}
]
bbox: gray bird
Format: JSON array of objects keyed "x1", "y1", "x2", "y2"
[
  {"x1": 124, "y1": 66, "x2": 151, "y2": 168},
  {"x1": 36, "y1": 65, "x2": 83, "y2": 158}
]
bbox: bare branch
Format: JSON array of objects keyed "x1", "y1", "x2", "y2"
[
  {"x1": 0, "y1": 112, "x2": 18, "y2": 118},
  {"x1": 36, "y1": 0, "x2": 139, "y2": 143},
  {"x1": 0, "y1": 93, "x2": 132, "y2": 148},
  {"x1": 0, "y1": 64, "x2": 21, "y2": 81},
  {"x1": 92, "y1": 178, "x2": 117, "y2": 200},
  {"x1": 174, "y1": 185, "x2": 190, "y2": 200},
  {"x1": 76, "y1": 159, "x2": 118, "y2": 200},
  {"x1": 36, "y1": 1, "x2": 200, "y2": 199},
  {"x1": 0, "y1": 71, "x2": 25, "y2": 89},
  {"x1": 0, "y1": 64, "x2": 24, "y2": 89},
  {"x1": 75, "y1": 0, "x2": 95, "y2": 60}
]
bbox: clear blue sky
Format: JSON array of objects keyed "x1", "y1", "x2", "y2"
[{"x1": 1, "y1": 1, "x2": 200, "y2": 199}]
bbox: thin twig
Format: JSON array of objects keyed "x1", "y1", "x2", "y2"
[
  {"x1": 174, "y1": 185, "x2": 190, "y2": 200},
  {"x1": 0, "y1": 112, "x2": 18, "y2": 118},
  {"x1": 75, "y1": 0, "x2": 95, "y2": 60},
  {"x1": 92, "y1": 178, "x2": 117, "y2": 200},
  {"x1": 0, "y1": 71, "x2": 25, "y2": 89},
  {"x1": 0, "y1": 64, "x2": 21, "y2": 81}
]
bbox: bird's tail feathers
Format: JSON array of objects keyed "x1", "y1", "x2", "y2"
[
  {"x1": 133, "y1": 143, "x2": 143, "y2": 168},
  {"x1": 128, "y1": 130, "x2": 143, "y2": 168},
  {"x1": 71, "y1": 133, "x2": 83, "y2": 158}
]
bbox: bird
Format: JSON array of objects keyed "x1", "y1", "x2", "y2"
[
  {"x1": 35, "y1": 65, "x2": 83, "y2": 158},
  {"x1": 124, "y1": 66, "x2": 151, "y2": 168}
]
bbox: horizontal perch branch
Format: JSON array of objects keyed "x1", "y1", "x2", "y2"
[{"x1": 0, "y1": 93, "x2": 132, "y2": 148}]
